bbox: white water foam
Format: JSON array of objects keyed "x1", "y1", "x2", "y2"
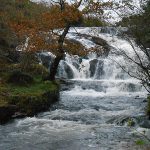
[{"x1": 60, "y1": 27, "x2": 147, "y2": 96}]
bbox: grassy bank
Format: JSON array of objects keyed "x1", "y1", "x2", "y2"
[{"x1": 0, "y1": 70, "x2": 59, "y2": 124}]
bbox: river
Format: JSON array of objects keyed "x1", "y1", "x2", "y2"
[{"x1": 0, "y1": 27, "x2": 149, "y2": 150}]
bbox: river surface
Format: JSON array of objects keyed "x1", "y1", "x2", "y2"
[
  {"x1": 0, "y1": 79, "x2": 148, "y2": 150},
  {"x1": 0, "y1": 27, "x2": 150, "y2": 150}
]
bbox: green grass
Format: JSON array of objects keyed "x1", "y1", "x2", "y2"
[
  {"x1": 0, "y1": 74, "x2": 58, "y2": 108},
  {"x1": 7, "y1": 76, "x2": 58, "y2": 96},
  {"x1": 135, "y1": 140, "x2": 145, "y2": 145}
]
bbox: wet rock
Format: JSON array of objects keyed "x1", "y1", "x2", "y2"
[
  {"x1": 143, "y1": 99, "x2": 147, "y2": 102},
  {"x1": 89, "y1": 59, "x2": 98, "y2": 77},
  {"x1": 100, "y1": 27, "x2": 117, "y2": 35},
  {"x1": 92, "y1": 105, "x2": 100, "y2": 111},
  {"x1": 95, "y1": 60, "x2": 104, "y2": 79},
  {"x1": 72, "y1": 61, "x2": 80, "y2": 69},
  {"x1": 135, "y1": 95, "x2": 140, "y2": 99},
  {"x1": 139, "y1": 120, "x2": 150, "y2": 129},
  {"x1": 126, "y1": 83, "x2": 136, "y2": 92},
  {"x1": 39, "y1": 53, "x2": 54, "y2": 69},
  {"x1": 59, "y1": 79, "x2": 75, "y2": 91},
  {"x1": 89, "y1": 59, "x2": 104, "y2": 78},
  {"x1": 12, "y1": 112, "x2": 27, "y2": 119},
  {"x1": 91, "y1": 36, "x2": 110, "y2": 56},
  {"x1": 58, "y1": 61, "x2": 74, "y2": 79},
  {"x1": 0, "y1": 105, "x2": 18, "y2": 124},
  {"x1": 79, "y1": 57, "x2": 82, "y2": 63},
  {"x1": 63, "y1": 62, "x2": 74, "y2": 79}
]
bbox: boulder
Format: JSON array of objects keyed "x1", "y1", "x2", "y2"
[
  {"x1": 39, "y1": 52, "x2": 54, "y2": 69},
  {"x1": 72, "y1": 61, "x2": 80, "y2": 69},
  {"x1": 64, "y1": 62, "x2": 74, "y2": 79},
  {"x1": 89, "y1": 59, "x2": 104, "y2": 78},
  {"x1": 91, "y1": 37, "x2": 110, "y2": 57},
  {"x1": 139, "y1": 120, "x2": 150, "y2": 129},
  {"x1": 89, "y1": 59, "x2": 98, "y2": 77},
  {"x1": 57, "y1": 61, "x2": 74, "y2": 79},
  {"x1": 94, "y1": 60, "x2": 104, "y2": 79}
]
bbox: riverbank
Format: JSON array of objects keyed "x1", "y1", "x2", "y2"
[{"x1": 0, "y1": 71, "x2": 59, "y2": 124}]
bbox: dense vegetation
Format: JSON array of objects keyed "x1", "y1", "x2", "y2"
[
  {"x1": 1, "y1": 0, "x2": 150, "y2": 122},
  {"x1": 116, "y1": 1, "x2": 150, "y2": 117},
  {"x1": 0, "y1": 0, "x2": 111, "y2": 123},
  {"x1": 0, "y1": 0, "x2": 59, "y2": 123},
  {"x1": 82, "y1": 16, "x2": 107, "y2": 27},
  {"x1": 117, "y1": 0, "x2": 150, "y2": 48}
]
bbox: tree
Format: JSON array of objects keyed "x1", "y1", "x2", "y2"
[
  {"x1": 6, "y1": 0, "x2": 112, "y2": 80},
  {"x1": 0, "y1": 0, "x2": 48, "y2": 64},
  {"x1": 114, "y1": 0, "x2": 150, "y2": 92}
]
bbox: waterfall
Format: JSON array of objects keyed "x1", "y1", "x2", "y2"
[
  {"x1": 1, "y1": 27, "x2": 149, "y2": 150},
  {"x1": 57, "y1": 27, "x2": 146, "y2": 95},
  {"x1": 39, "y1": 27, "x2": 146, "y2": 95}
]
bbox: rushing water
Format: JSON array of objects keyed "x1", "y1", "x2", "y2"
[{"x1": 0, "y1": 27, "x2": 150, "y2": 150}]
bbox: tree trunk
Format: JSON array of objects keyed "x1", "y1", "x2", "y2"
[
  {"x1": 47, "y1": 24, "x2": 70, "y2": 81},
  {"x1": 45, "y1": 0, "x2": 82, "y2": 81},
  {"x1": 48, "y1": 54, "x2": 63, "y2": 81}
]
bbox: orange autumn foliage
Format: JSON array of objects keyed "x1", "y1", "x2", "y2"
[
  {"x1": 6, "y1": 1, "x2": 84, "y2": 56},
  {"x1": 3, "y1": 0, "x2": 113, "y2": 57}
]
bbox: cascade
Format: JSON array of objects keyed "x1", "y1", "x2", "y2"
[
  {"x1": 0, "y1": 27, "x2": 149, "y2": 150},
  {"x1": 56, "y1": 27, "x2": 145, "y2": 95}
]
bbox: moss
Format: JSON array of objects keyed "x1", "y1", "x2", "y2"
[
  {"x1": 0, "y1": 85, "x2": 9, "y2": 107},
  {"x1": 7, "y1": 77, "x2": 58, "y2": 95},
  {"x1": 127, "y1": 118, "x2": 135, "y2": 127},
  {"x1": 135, "y1": 140, "x2": 145, "y2": 145},
  {"x1": 0, "y1": 100, "x2": 8, "y2": 107},
  {"x1": 7, "y1": 70, "x2": 34, "y2": 86},
  {"x1": 0, "y1": 72, "x2": 59, "y2": 120}
]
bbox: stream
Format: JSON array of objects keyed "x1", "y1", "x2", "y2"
[{"x1": 0, "y1": 27, "x2": 150, "y2": 150}]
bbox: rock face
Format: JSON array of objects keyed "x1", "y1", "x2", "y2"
[
  {"x1": 94, "y1": 60, "x2": 104, "y2": 79},
  {"x1": 139, "y1": 120, "x2": 150, "y2": 129},
  {"x1": 89, "y1": 59, "x2": 104, "y2": 78},
  {"x1": 89, "y1": 59, "x2": 98, "y2": 77},
  {"x1": 100, "y1": 27, "x2": 117, "y2": 35},
  {"x1": 39, "y1": 53, "x2": 54, "y2": 69},
  {"x1": 64, "y1": 62, "x2": 74, "y2": 79},
  {"x1": 57, "y1": 61, "x2": 74, "y2": 79},
  {"x1": 72, "y1": 61, "x2": 80, "y2": 70},
  {"x1": 91, "y1": 37, "x2": 110, "y2": 57}
]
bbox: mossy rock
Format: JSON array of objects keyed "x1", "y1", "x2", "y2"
[
  {"x1": 25, "y1": 64, "x2": 49, "y2": 77},
  {"x1": 0, "y1": 71, "x2": 59, "y2": 123},
  {"x1": 8, "y1": 91, "x2": 59, "y2": 116},
  {"x1": 7, "y1": 70, "x2": 33, "y2": 85},
  {"x1": 7, "y1": 76, "x2": 59, "y2": 115}
]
